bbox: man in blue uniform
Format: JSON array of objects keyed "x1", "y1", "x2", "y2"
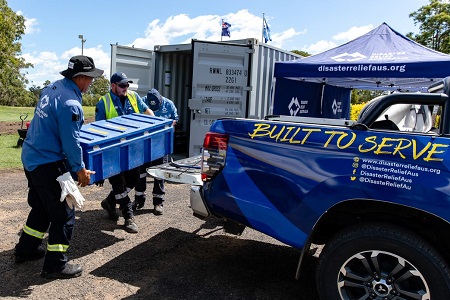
[
  {"x1": 133, "y1": 88, "x2": 178, "y2": 215},
  {"x1": 96, "y1": 72, "x2": 154, "y2": 233},
  {"x1": 15, "y1": 55, "x2": 103, "y2": 279}
]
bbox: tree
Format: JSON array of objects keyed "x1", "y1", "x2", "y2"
[
  {"x1": 28, "y1": 85, "x2": 41, "y2": 105},
  {"x1": 88, "y1": 75, "x2": 110, "y2": 96},
  {"x1": 408, "y1": 0, "x2": 450, "y2": 53},
  {"x1": 0, "y1": 0, "x2": 34, "y2": 106},
  {"x1": 27, "y1": 80, "x2": 53, "y2": 107},
  {"x1": 291, "y1": 50, "x2": 311, "y2": 57},
  {"x1": 82, "y1": 75, "x2": 110, "y2": 106},
  {"x1": 351, "y1": 89, "x2": 386, "y2": 105}
]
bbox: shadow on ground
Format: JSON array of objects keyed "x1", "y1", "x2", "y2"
[
  {"x1": 0, "y1": 209, "x2": 124, "y2": 298},
  {"x1": 91, "y1": 227, "x2": 319, "y2": 300},
  {"x1": 0, "y1": 197, "x2": 320, "y2": 299}
]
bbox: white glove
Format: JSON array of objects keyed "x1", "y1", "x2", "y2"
[{"x1": 56, "y1": 172, "x2": 85, "y2": 209}]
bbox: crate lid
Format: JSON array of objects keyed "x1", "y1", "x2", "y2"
[{"x1": 79, "y1": 113, "x2": 172, "y2": 147}]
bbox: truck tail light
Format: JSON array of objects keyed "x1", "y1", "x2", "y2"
[{"x1": 201, "y1": 132, "x2": 229, "y2": 181}]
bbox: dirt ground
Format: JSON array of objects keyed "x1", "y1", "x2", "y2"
[
  {"x1": 0, "y1": 116, "x2": 96, "y2": 136},
  {"x1": 0, "y1": 121, "x2": 28, "y2": 135},
  {"x1": 0, "y1": 123, "x2": 321, "y2": 299}
]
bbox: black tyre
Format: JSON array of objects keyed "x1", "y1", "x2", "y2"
[{"x1": 316, "y1": 223, "x2": 450, "y2": 300}]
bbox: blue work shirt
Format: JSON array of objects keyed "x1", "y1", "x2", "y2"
[
  {"x1": 22, "y1": 78, "x2": 86, "y2": 172},
  {"x1": 142, "y1": 96, "x2": 179, "y2": 121},
  {"x1": 95, "y1": 90, "x2": 149, "y2": 121}
]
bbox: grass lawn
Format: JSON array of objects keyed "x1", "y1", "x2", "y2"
[
  {"x1": 0, "y1": 134, "x2": 25, "y2": 170},
  {"x1": 0, "y1": 106, "x2": 35, "y2": 122},
  {"x1": 0, "y1": 105, "x2": 95, "y2": 170},
  {"x1": 0, "y1": 105, "x2": 95, "y2": 122}
]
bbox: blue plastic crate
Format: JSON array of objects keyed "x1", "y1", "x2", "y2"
[{"x1": 79, "y1": 113, "x2": 174, "y2": 184}]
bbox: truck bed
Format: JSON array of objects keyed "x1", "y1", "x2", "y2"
[{"x1": 146, "y1": 155, "x2": 202, "y2": 186}]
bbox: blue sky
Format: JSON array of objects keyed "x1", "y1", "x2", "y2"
[{"x1": 9, "y1": 0, "x2": 429, "y2": 87}]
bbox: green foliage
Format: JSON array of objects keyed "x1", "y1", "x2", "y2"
[
  {"x1": 408, "y1": 0, "x2": 450, "y2": 53},
  {"x1": 26, "y1": 76, "x2": 109, "y2": 107},
  {"x1": 89, "y1": 75, "x2": 110, "y2": 95},
  {"x1": 0, "y1": 0, "x2": 35, "y2": 106},
  {"x1": 0, "y1": 0, "x2": 103, "y2": 107},
  {"x1": 83, "y1": 75, "x2": 110, "y2": 106},
  {"x1": 27, "y1": 80, "x2": 58, "y2": 107},
  {"x1": 28, "y1": 85, "x2": 41, "y2": 106},
  {"x1": 351, "y1": 89, "x2": 387, "y2": 105},
  {"x1": 291, "y1": 50, "x2": 311, "y2": 57},
  {"x1": 82, "y1": 94, "x2": 98, "y2": 107}
]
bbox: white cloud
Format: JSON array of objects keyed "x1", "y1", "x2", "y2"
[
  {"x1": 59, "y1": 46, "x2": 111, "y2": 82},
  {"x1": 20, "y1": 46, "x2": 110, "y2": 86},
  {"x1": 78, "y1": 46, "x2": 111, "y2": 80},
  {"x1": 131, "y1": 9, "x2": 302, "y2": 50},
  {"x1": 333, "y1": 25, "x2": 374, "y2": 41},
  {"x1": 20, "y1": 52, "x2": 59, "y2": 86},
  {"x1": 301, "y1": 25, "x2": 374, "y2": 55},
  {"x1": 18, "y1": 10, "x2": 305, "y2": 86},
  {"x1": 17, "y1": 11, "x2": 39, "y2": 34},
  {"x1": 270, "y1": 28, "x2": 304, "y2": 49},
  {"x1": 303, "y1": 40, "x2": 337, "y2": 54}
]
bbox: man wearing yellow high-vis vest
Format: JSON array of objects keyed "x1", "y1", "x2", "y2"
[{"x1": 95, "y1": 72, "x2": 154, "y2": 233}]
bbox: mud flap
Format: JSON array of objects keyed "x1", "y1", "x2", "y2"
[{"x1": 223, "y1": 219, "x2": 246, "y2": 235}]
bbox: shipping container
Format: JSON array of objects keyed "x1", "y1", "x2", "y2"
[{"x1": 111, "y1": 38, "x2": 301, "y2": 156}]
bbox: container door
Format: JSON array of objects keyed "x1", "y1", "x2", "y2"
[
  {"x1": 110, "y1": 44, "x2": 154, "y2": 96},
  {"x1": 188, "y1": 40, "x2": 251, "y2": 156}
]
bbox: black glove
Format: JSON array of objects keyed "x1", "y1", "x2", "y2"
[{"x1": 94, "y1": 179, "x2": 104, "y2": 187}]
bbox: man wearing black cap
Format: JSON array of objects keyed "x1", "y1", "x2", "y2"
[
  {"x1": 15, "y1": 55, "x2": 103, "y2": 279},
  {"x1": 95, "y1": 72, "x2": 154, "y2": 233}
]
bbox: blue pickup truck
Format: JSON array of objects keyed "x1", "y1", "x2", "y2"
[{"x1": 150, "y1": 92, "x2": 450, "y2": 299}]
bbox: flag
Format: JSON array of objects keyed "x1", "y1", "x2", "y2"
[
  {"x1": 222, "y1": 21, "x2": 231, "y2": 37},
  {"x1": 263, "y1": 17, "x2": 272, "y2": 43}
]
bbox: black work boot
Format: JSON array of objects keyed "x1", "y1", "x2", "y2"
[
  {"x1": 14, "y1": 246, "x2": 46, "y2": 263},
  {"x1": 132, "y1": 195, "x2": 146, "y2": 211},
  {"x1": 101, "y1": 194, "x2": 119, "y2": 221}
]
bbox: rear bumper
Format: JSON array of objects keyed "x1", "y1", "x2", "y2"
[
  {"x1": 190, "y1": 185, "x2": 210, "y2": 219},
  {"x1": 144, "y1": 155, "x2": 209, "y2": 218}
]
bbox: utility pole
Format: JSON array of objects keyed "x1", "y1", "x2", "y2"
[{"x1": 78, "y1": 35, "x2": 86, "y2": 55}]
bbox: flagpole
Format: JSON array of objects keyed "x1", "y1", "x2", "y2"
[
  {"x1": 221, "y1": 19, "x2": 223, "y2": 41},
  {"x1": 262, "y1": 13, "x2": 265, "y2": 43}
]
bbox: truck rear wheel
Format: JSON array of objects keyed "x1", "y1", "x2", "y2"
[{"x1": 316, "y1": 223, "x2": 450, "y2": 300}]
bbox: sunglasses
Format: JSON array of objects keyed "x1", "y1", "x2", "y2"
[{"x1": 115, "y1": 83, "x2": 129, "y2": 89}]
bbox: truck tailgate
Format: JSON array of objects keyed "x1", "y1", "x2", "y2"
[{"x1": 146, "y1": 155, "x2": 202, "y2": 185}]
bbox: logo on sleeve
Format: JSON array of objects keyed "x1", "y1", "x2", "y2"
[{"x1": 40, "y1": 95, "x2": 49, "y2": 109}]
